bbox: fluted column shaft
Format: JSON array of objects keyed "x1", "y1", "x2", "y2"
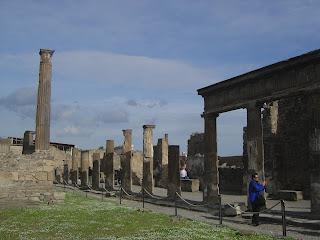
[{"x1": 35, "y1": 49, "x2": 54, "y2": 151}]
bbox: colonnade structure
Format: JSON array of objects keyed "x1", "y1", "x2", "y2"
[{"x1": 197, "y1": 49, "x2": 320, "y2": 215}]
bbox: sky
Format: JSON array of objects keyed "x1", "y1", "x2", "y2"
[{"x1": 0, "y1": 0, "x2": 319, "y2": 155}]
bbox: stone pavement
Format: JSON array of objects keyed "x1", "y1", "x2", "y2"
[{"x1": 56, "y1": 184, "x2": 320, "y2": 240}]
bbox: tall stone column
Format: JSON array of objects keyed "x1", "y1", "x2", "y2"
[
  {"x1": 81, "y1": 150, "x2": 90, "y2": 187},
  {"x1": 246, "y1": 102, "x2": 264, "y2": 183},
  {"x1": 92, "y1": 152, "x2": 100, "y2": 190},
  {"x1": 309, "y1": 94, "x2": 320, "y2": 216},
  {"x1": 35, "y1": 49, "x2": 54, "y2": 151},
  {"x1": 142, "y1": 125, "x2": 155, "y2": 194},
  {"x1": 121, "y1": 129, "x2": 132, "y2": 192},
  {"x1": 71, "y1": 148, "x2": 81, "y2": 185},
  {"x1": 203, "y1": 112, "x2": 219, "y2": 204},
  {"x1": 104, "y1": 140, "x2": 115, "y2": 190},
  {"x1": 167, "y1": 145, "x2": 181, "y2": 199}
]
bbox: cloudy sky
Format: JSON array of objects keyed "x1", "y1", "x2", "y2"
[{"x1": 0, "y1": 0, "x2": 319, "y2": 155}]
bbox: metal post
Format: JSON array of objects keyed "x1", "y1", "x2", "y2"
[
  {"x1": 120, "y1": 186, "x2": 122, "y2": 205},
  {"x1": 101, "y1": 190, "x2": 103, "y2": 201},
  {"x1": 219, "y1": 194, "x2": 222, "y2": 225},
  {"x1": 281, "y1": 200, "x2": 286, "y2": 237},
  {"x1": 86, "y1": 191, "x2": 87, "y2": 198},
  {"x1": 142, "y1": 188, "x2": 145, "y2": 209},
  {"x1": 175, "y1": 192, "x2": 178, "y2": 217}
]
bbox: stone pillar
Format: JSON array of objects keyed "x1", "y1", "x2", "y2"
[
  {"x1": 35, "y1": 49, "x2": 54, "y2": 151},
  {"x1": 309, "y1": 94, "x2": 320, "y2": 216},
  {"x1": 22, "y1": 130, "x2": 35, "y2": 154},
  {"x1": 203, "y1": 113, "x2": 219, "y2": 204},
  {"x1": 92, "y1": 152, "x2": 100, "y2": 190},
  {"x1": 246, "y1": 103, "x2": 264, "y2": 183},
  {"x1": 121, "y1": 129, "x2": 132, "y2": 192},
  {"x1": 142, "y1": 125, "x2": 155, "y2": 193},
  {"x1": 71, "y1": 148, "x2": 81, "y2": 185},
  {"x1": 167, "y1": 145, "x2": 181, "y2": 199},
  {"x1": 154, "y1": 135, "x2": 169, "y2": 187},
  {"x1": 104, "y1": 140, "x2": 115, "y2": 190},
  {"x1": 81, "y1": 150, "x2": 89, "y2": 187}
]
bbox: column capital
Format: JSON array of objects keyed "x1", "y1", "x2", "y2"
[
  {"x1": 201, "y1": 112, "x2": 219, "y2": 119},
  {"x1": 143, "y1": 124, "x2": 156, "y2": 129},
  {"x1": 39, "y1": 49, "x2": 55, "y2": 56}
]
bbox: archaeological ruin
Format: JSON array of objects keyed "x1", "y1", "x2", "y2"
[
  {"x1": 197, "y1": 49, "x2": 320, "y2": 215},
  {"x1": 0, "y1": 48, "x2": 319, "y2": 219}
]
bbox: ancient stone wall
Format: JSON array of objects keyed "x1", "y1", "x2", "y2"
[
  {"x1": 262, "y1": 96, "x2": 311, "y2": 198},
  {"x1": 0, "y1": 150, "x2": 61, "y2": 204}
]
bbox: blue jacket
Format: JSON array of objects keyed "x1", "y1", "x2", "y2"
[{"x1": 249, "y1": 180, "x2": 265, "y2": 203}]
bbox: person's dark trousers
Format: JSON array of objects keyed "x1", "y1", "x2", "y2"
[{"x1": 251, "y1": 201, "x2": 260, "y2": 225}]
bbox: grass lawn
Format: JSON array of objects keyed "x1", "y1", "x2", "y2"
[{"x1": 0, "y1": 192, "x2": 284, "y2": 240}]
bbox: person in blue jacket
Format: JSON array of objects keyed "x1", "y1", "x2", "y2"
[{"x1": 249, "y1": 173, "x2": 266, "y2": 226}]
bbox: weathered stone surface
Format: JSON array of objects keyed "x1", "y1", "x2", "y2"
[
  {"x1": 92, "y1": 152, "x2": 100, "y2": 190},
  {"x1": 35, "y1": 49, "x2": 54, "y2": 151},
  {"x1": 0, "y1": 150, "x2": 58, "y2": 204},
  {"x1": 203, "y1": 113, "x2": 219, "y2": 204},
  {"x1": 81, "y1": 150, "x2": 89, "y2": 187},
  {"x1": 154, "y1": 135, "x2": 168, "y2": 188},
  {"x1": 142, "y1": 125, "x2": 155, "y2": 194},
  {"x1": 167, "y1": 145, "x2": 181, "y2": 199},
  {"x1": 121, "y1": 130, "x2": 132, "y2": 192},
  {"x1": 104, "y1": 140, "x2": 115, "y2": 190}
]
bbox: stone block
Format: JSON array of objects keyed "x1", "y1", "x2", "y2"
[
  {"x1": 36, "y1": 172, "x2": 48, "y2": 181},
  {"x1": 47, "y1": 171, "x2": 54, "y2": 181},
  {"x1": 278, "y1": 190, "x2": 303, "y2": 201},
  {"x1": 181, "y1": 179, "x2": 200, "y2": 192},
  {"x1": 53, "y1": 192, "x2": 65, "y2": 200},
  {"x1": 29, "y1": 196, "x2": 41, "y2": 202}
]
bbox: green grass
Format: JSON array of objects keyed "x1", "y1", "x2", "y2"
[{"x1": 0, "y1": 192, "x2": 282, "y2": 240}]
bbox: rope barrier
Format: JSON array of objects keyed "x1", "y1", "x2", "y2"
[
  {"x1": 226, "y1": 201, "x2": 281, "y2": 215},
  {"x1": 120, "y1": 187, "x2": 137, "y2": 200},
  {"x1": 143, "y1": 188, "x2": 167, "y2": 200},
  {"x1": 175, "y1": 192, "x2": 210, "y2": 207}
]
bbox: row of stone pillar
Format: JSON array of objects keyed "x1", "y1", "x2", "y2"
[{"x1": 69, "y1": 125, "x2": 181, "y2": 199}]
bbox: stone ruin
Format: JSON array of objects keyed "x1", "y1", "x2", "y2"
[
  {"x1": 0, "y1": 49, "x2": 65, "y2": 205},
  {"x1": 1, "y1": 48, "x2": 320, "y2": 217}
]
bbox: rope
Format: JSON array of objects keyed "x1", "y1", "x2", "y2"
[
  {"x1": 226, "y1": 201, "x2": 281, "y2": 215},
  {"x1": 143, "y1": 188, "x2": 167, "y2": 200},
  {"x1": 120, "y1": 187, "x2": 136, "y2": 199},
  {"x1": 175, "y1": 192, "x2": 210, "y2": 207}
]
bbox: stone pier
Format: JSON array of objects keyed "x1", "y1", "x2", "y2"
[
  {"x1": 92, "y1": 152, "x2": 100, "y2": 190},
  {"x1": 167, "y1": 145, "x2": 181, "y2": 199},
  {"x1": 71, "y1": 148, "x2": 80, "y2": 185},
  {"x1": 309, "y1": 94, "x2": 320, "y2": 216},
  {"x1": 81, "y1": 150, "x2": 89, "y2": 188},
  {"x1": 203, "y1": 113, "x2": 219, "y2": 204},
  {"x1": 121, "y1": 129, "x2": 132, "y2": 192},
  {"x1": 104, "y1": 140, "x2": 115, "y2": 190},
  {"x1": 35, "y1": 49, "x2": 54, "y2": 151},
  {"x1": 154, "y1": 134, "x2": 169, "y2": 187},
  {"x1": 142, "y1": 125, "x2": 155, "y2": 194},
  {"x1": 246, "y1": 103, "x2": 264, "y2": 184},
  {"x1": 22, "y1": 130, "x2": 35, "y2": 154}
]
